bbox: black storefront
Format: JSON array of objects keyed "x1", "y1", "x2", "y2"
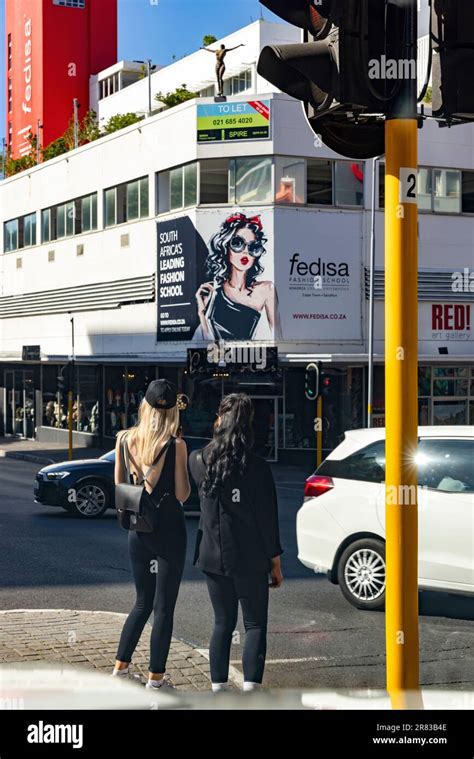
[{"x1": 0, "y1": 353, "x2": 365, "y2": 468}]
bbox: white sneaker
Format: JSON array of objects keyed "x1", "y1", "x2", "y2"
[
  {"x1": 145, "y1": 674, "x2": 174, "y2": 690},
  {"x1": 111, "y1": 667, "x2": 129, "y2": 678}
]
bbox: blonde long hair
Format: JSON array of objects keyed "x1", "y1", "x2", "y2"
[{"x1": 118, "y1": 398, "x2": 179, "y2": 467}]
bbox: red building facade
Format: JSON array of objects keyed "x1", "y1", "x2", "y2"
[{"x1": 6, "y1": 0, "x2": 117, "y2": 158}]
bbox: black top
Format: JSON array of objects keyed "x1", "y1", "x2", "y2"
[
  {"x1": 206, "y1": 286, "x2": 261, "y2": 341},
  {"x1": 142, "y1": 437, "x2": 177, "y2": 529},
  {"x1": 188, "y1": 446, "x2": 283, "y2": 577}
]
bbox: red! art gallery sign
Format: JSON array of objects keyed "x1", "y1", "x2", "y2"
[{"x1": 432, "y1": 304, "x2": 471, "y2": 333}]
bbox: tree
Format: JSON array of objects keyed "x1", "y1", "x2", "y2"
[
  {"x1": 80, "y1": 109, "x2": 101, "y2": 143},
  {"x1": 102, "y1": 112, "x2": 143, "y2": 134},
  {"x1": 423, "y1": 86, "x2": 433, "y2": 105},
  {"x1": 41, "y1": 136, "x2": 69, "y2": 162},
  {"x1": 155, "y1": 84, "x2": 198, "y2": 109},
  {"x1": 4, "y1": 132, "x2": 36, "y2": 176},
  {"x1": 202, "y1": 35, "x2": 217, "y2": 47}
]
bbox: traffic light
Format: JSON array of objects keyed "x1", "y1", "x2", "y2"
[
  {"x1": 57, "y1": 364, "x2": 73, "y2": 395},
  {"x1": 320, "y1": 373, "x2": 332, "y2": 398},
  {"x1": 431, "y1": 0, "x2": 474, "y2": 121},
  {"x1": 304, "y1": 362, "x2": 321, "y2": 400},
  {"x1": 258, "y1": 0, "x2": 416, "y2": 158}
]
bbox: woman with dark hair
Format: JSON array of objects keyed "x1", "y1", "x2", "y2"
[
  {"x1": 194, "y1": 212, "x2": 281, "y2": 341},
  {"x1": 188, "y1": 393, "x2": 283, "y2": 692}
]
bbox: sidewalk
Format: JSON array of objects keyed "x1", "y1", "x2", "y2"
[
  {"x1": 0, "y1": 609, "x2": 215, "y2": 691},
  {"x1": 0, "y1": 436, "x2": 110, "y2": 465}
]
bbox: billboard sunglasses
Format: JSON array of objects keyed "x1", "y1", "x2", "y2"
[{"x1": 229, "y1": 235, "x2": 264, "y2": 257}]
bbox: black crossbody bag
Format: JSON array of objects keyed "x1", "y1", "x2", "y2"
[{"x1": 115, "y1": 436, "x2": 174, "y2": 533}]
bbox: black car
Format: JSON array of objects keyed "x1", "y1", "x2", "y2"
[{"x1": 34, "y1": 438, "x2": 209, "y2": 519}]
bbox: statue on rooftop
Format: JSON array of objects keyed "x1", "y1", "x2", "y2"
[{"x1": 200, "y1": 43, "x2": 245, "y2": 97}]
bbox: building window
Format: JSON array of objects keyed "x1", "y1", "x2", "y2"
[
  {"x1": 7, "y1": 34, "x2": 12, "y2": 70},
  {"x1": 230, "y1": 157, "x2": 273, "y2": 204},
  {"x1": 4, "y1": 213, "x2": 36, "y2": 252},
  {"x1": 4, "y1": 219, "x2": 19, "y2": 252},
  {"x1": 433, "y1": 168, "x2": 461, "y2": 214},
  {"x1": 170, "y1": 167, "x2": 183, "y2": 210},
  {"x1": 335, "y1": 161, "x2": 364, "y2": 206},
  {"x1": 23, "y1": 213, "x2": 37, "y2": 248},
  {"x1": 200, "y1": 85, "x2": 215, "y2": 98},
  {"x1": 104, "y1": 178, "x2": 149, "y2": 227},
  {"x1": 462, "y1": 171, "x2": 474, "y2": 213},
  {"x1": 8, "y1": 79, "x2": 12, "y2": 113},
  {"x1": 307, "y1": 159, "x2": 333, "y2": 205},
  {"x1": 275, "y1": 157, "x2": 306, "y2": 204},
  {"x1": 164, "y1": 163, "x2": 198, "y2": 212},
  {"x1": 224, "y1": 69, "x2": 252, "y2": 96},
  {"x1": 53, "y1": 0, "x2": 86, "y2": 7},
  {"x1": 42, "y1": 193, "x2": 98, "y2": 242},
  {"x1": 200, "y1": 159, "x2": 229, "y2": 204}
]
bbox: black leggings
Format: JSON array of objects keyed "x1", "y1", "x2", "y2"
[
  {"x1": 204, "y1": 571, "x2": 269, "y2": 684},
  {"x1": 116, "y1": 523, "x2": 186, "y2": 674}
]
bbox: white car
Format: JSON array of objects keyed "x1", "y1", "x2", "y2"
[{"x1": 296, "y1": 426, "x2": 474, "y2": 610}]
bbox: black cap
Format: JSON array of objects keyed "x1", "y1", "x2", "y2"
[{"x1": 145, "y1": 379, "x2": 177, "y2": 410}]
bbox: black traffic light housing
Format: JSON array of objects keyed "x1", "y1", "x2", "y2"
[
  {"x1": 258, "y1": 0, "x2": 417, "y2": 158},
  {"x1": 57, "y1": 364, "x2": 73, "y2": 395},
  {"x1": 304, "y1": 362, "x2": 321, "y2": 401},
  {"x1": 431, "y1": 0, "x2": 474, "y2": 121}
]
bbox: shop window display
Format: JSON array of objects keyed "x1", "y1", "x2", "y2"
[
  {"x1": 125, "y1": 366, "x2": 155, "y2": 427},
  {"x1": 180, "y1": 375, "x2": 221, "y2": 439},
  {"x1": 76, "y1": 365, "x2": 101, "y2": 434},
  {"x1": 105, "y1": 366, "x2": 127, "y2": 437}
]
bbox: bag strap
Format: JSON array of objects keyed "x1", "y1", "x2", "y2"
[
  {"x1": 120, "y1": 435, "x2": 174, "y2": 485},
  {"x1": 120, "y1": 435, "x2": 133, "y2": 484},
  {"x1": 143, "y1": 437, "x2": 174, "y2": 484}
]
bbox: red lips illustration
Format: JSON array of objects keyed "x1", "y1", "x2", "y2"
[{"x1": 241, "y1": 256, "x2": 249, "y2": 265}]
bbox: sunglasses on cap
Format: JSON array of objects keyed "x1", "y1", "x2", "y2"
[{"x1": 228, "y1": 235, "x2": 264, "y2": 258}]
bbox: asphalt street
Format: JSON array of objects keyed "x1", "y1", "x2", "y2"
[{"x1": 1, "y1": 458, "x2": 473, "y2": 690}]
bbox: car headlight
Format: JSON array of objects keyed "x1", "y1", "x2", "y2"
[{"x1": 46, "y1": 471, "x2": 71, "y2": 480}]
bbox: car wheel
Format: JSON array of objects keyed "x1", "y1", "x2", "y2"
[
  {"x1": 70, "y1": 480, "x2": 109, "y2": 519},
  {"x1": 337, "y1": 539, "x2": 386, "y2": 611}
]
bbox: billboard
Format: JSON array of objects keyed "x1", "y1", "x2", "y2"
[
  {"x1": 197, "y1": 100, "x2": 271, "y2": 143},
  {"x1": 157, "y1": 207, "x2": 365, "y2": 344},
  {"x1": 274, "y1": 208, "x2": 363, "y2": 342},
  {"x1": 156, "y1": 216, "x2": 206, "y2": 342}
]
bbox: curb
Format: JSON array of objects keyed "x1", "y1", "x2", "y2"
[
  {"x1": 0, "y1": 450, "x2": 55, "y2": 465},
  {"x1": 0, "y1": 610, "x2": 242, "y2": 690},
  {"x1": 196, "y1": 647, "x2": 243, "y2": 688}
]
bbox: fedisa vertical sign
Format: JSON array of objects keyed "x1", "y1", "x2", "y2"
[{"x1": 17, "y1": 16, "x2": 33, "y2": 157}]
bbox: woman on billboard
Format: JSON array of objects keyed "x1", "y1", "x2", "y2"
[{"x1": 193, "y1": 212, "x2": 281, "y2": 341}]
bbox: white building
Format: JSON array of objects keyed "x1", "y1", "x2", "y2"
[{"x1": 1, "y1": 20, "x2": 473, "y2": 464}]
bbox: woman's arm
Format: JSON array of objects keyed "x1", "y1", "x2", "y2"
[
  {"x1": 195, "y1": 282, "x2": 216, "y2": 341},
  {"x1": 254, "y1": 460, "x2": 284, "y2": 586},
  {"x1": 175, "y1": 438, "x2": 191, "y2": 503},
  {"x1": 200, "y1": 47, "x2": 216, "y2": 53},
  {"x1": 263, "y1": 282, "x2": 283, "y2": 340}
]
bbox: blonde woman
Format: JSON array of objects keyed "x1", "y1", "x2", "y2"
[{"x1": 112, "y1": 379, "x2": 191, "y2": 689}]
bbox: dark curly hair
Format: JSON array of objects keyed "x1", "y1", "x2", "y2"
[
  {"x1": 205, "y1": 213, "x2": 267, "y2": 296},
  {"x1": 201, "y1": 393, "x2": 254, "y2": 497}
]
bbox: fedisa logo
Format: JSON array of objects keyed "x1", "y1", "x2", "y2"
[
  {"x1": 289, "y1": 252, "x2": 349, "y2": 278},
  {"x1": 22, "y1": 16, "x2": 32, "y2": 115}
]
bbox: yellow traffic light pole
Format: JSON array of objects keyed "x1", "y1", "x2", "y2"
[{"x1": 384, "y1": 118, "x2": 420, "y2": 697}]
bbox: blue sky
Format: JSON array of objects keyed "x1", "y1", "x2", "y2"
[{"x1": 0, "y1": 0, "x2": 279, "y2": 141}]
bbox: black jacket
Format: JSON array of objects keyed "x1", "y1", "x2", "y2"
[{"x1": 188, "y1": 447, "x2": 283, "y2": 577}]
